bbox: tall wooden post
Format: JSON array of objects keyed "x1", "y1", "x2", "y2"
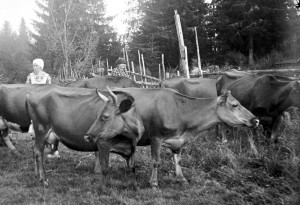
[
  {"x1": 174, "y1": 10, "x2": 189, "y2": 78},
  {"x1": 185, "y1": 46, "x2": 190, "y2": 78},
  {"x1": 131, "y1": 61, "x2": 136, "y2": 82},
  {"x1": 125, "y1": 48, "x2": 130, "y2": 73},
  {"x1": 122, "y1": 48, "x2": 126, "y2": 59},
  {"x1": 194, "y1": 27, "x2": 203, "y2": 78},
  {"x1": 106, "y1": 58, "x2": 109, "y2": 76},
  {"x1": 159, "y1": 64, "x2": 161, "y2": 80},
  {"x1": 141, "y1": 54, "x2": 147, "y2": 88},
  {"x1": 162, "y1": 53, "x2": 166, "y2": 79},
  {"x1": 138, "y1": 50, "x2": 142, "y2": 76}
]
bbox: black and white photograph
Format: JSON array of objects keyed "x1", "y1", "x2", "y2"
[{"x1": 0, "y1": 0, "x2": 300, "y2": 204}]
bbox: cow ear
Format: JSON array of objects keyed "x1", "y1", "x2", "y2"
[
  {"x1": 219, "y1": 92, "x2": 229, "y2": 104},
  {"x1": 119, "y1": 98, "x2": 133, "y2": 113}
]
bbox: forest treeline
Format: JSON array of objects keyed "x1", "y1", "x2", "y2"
[{"x1": 0, "y1": 0, "x2": 299, "y2": 83}]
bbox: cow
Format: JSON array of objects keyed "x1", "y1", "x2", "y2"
[
  {"x1": 26, "y1": 85, "x2": 139, "y2": 186},
  {"x1": 0, "y1": 84, "x2": 48, "y2": 155},
  {"x1": 216, "y1": 69, "x2": 300, "y2": 143},
  {"x1": 43, "y1": 76, "x2": 140, "y2": 157},
  {"x1": 160, "y1": 77, "x2": 217, "y2": 97},
  {"x1": 67, "y1": 76, "x2": 139, "y2": 89},
  {"x1": 159, "y1": 77, "x2": 230, "y2": 139},
  {"x1": 159, "y1": 77, "x2": 238, "y2": 143},
  {"x1": 85, "y1": 87, "x2": 259, "y2": 189}
]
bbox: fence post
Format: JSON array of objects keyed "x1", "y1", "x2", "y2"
[
  {"x1": 194, "y1": 27, "x2": 203, "y2": 78},
  {"x1": 122, "y1": 48, "x2": 126, "y2": 59},
  {"x1": 185, "y1": 46, "x2": 190, "y2": 78},
  {"x1": 131, "y1": 61, "x2": 136, "y2": 82},
  {"x1": 106, "y1": 58, "x2": 109, "y2": 75},
  {"x1": 141, "y1": 54, "x2": 148, "y2": 88},
  {"x1": 166, "y1": 72, "x2": 170, "y2": 78},
  {"x1": 159, "y1": 64, "x2": 161, "y2": 80},
  {"x1": 174, "y1": 10, "x2": 189, "y2": 78},
  {"x1": 125, "y1": 48, "x2": 130, "y2": 72},
  {"x1": 162, "y1": 53, "x2": 166, "y2": 79}
]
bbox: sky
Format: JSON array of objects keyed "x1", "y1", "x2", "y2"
[
  {"x1": 0, "y1": 0, "x2": 37, "y2": 33},
  {"x1": 0, "y1": 0, "x2": 130, "y2": 34}
]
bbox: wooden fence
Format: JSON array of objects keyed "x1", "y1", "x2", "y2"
[{"x1": 106, "y1": 67, "x2": 300, "y2": 89}]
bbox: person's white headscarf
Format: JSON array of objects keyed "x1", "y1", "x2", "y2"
[{"x1": 33, "y1": 59, "x2": 44, "y2": 69}]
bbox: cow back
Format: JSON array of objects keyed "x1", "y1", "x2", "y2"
[
  {"x1": 216, "y1": 70, "x2": 258, "y2": 109},
  {"x1": 67, "y1": 76, "x2": 139, "y2": 89},
  {"x1": 160, "y1": 77, "x2": 217, "y2": 98},
  {"x1": 0, "y1": 84, "x2": 45, "y2": 127}
]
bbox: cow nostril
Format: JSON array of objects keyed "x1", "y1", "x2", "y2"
[{"x1": 84, "y1": 135, "x2": 91, "y2": 142}]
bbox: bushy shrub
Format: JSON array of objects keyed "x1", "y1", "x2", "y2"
[{"x1": 253, "y1": 50, "x2": 285, "y2": 70}]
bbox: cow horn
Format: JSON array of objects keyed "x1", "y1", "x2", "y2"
[
  {"x1": 107, "y1": 86, "x2": 117, "y2": 104},
  {"x1": 96, "y1": 89, "x2": 109, "y2": 102}
]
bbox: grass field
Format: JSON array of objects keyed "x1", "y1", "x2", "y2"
[{"x1": 1, "y1": 109, "x2": 299, "y2": 205}]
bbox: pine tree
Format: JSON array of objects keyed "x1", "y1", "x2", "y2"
[
  {"x1": 129, "y1": 0, "x2": 208, "y2": 76},
  {"x1": 14, "y1": 18, "x2": 32, "y2": 82},
  {"x1": 31, "y1": 0, "x2": 118, "y2": 79},
  {"x1": 211, "y1": 0, "x2": 298, "y2": 65},
  {"x1": 0, "y1": 21, "x2": 18, "y2": 82}
]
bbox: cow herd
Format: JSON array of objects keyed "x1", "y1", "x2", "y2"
[{"x1": 0, "y1": 70, "x2": 299, "y2": 189}]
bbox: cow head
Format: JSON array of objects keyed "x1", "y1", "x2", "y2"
[
  {"x1": 84, "y1": 87, "x2": 144, "y2": 147},
  {"x1": 217, "y1": 91, "x2": 259, "y2": 127}
]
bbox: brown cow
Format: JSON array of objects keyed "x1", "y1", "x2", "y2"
[
  {"x1": 216, "y1": 69, "x2": 300, "y2": 143},
  {"x1": 85, "y1": 87, "x2": 259, "y2": 189},
  {"x1": 26, "y1": 85, "x2": 137, "y2": 186}
]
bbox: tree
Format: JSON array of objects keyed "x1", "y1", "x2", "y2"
[
  {"x1": 129, "y1": 0, "x2": 208, "y2": 76},
  {"x1": 14, "y1": 18, "x2": 32, "y2": 82},
  {"x1": 31, "y1": 0, "x2": 117, "y2": 79},
  {"x1": 0, "y1": 21, "x2": 17, "y2": 82},
  {"x1": 210, "y1": 0, "x2": 298, "y2": 65}
]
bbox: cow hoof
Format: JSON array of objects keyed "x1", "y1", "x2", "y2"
[
  {"x1": 176, "y1": 178, "x2": 189, "y2": 186},
  {"x1": 94, "y1": 169, "x2": 101, "y2": 174},
  {"x1": 181, "y1": 179, "x2": 189, "y2": 186},
  {"x1": 43, "y1": 180, "x2": 49, "y2": 187},
  {"x1": 12, "y1": 150, "x2": 21, "y2": 157},
  {"x1": 40, "y1": 179, "x2": 49, "y2": 187},
  {"x1": 151, "y1": 186, "x2": 158, "y2": 190},
  {"x1": 133, "y1": 184, "x2": 140, "y2": 192}
]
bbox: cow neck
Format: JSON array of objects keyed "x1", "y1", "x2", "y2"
[{"x1": 177, "y1": 96, "x2": 220, "y2": 132}]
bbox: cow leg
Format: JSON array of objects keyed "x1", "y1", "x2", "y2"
[
  {"x1": 271, "y1": 114, "x2": 286, "y2": 144},
  {"x1": 248, "y1": 130, "x2": 259, "y2": 156},
  {"x1": 1, "y1": 128, "x2": 20, "y2": 156},
  {"x1": 173, "y1": 151, "x2": 188, "y2": 185},
  {"x1": 219, "y1": 123, "x2": 231, "y2": 143},
  {"x1": 94, "y1": 151, "x2": 101, "y2": 173},
  {"x1": 149, "y1": 138, "x2": 162, "y2": 189},
  {"x1": 126, "y1": 153, "x2": 139, "y2": 191},
  {"x1": 33, "y1": 137, "x2": 48, "y2": 186},
  {"x1": 95, "y1": 141, "x2": 110, "y2": 183}
]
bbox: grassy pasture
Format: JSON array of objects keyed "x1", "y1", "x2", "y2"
[{"x1": 0, "y1": 109, "x2": 299, "y2": 205}]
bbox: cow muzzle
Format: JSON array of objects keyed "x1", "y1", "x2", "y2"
[{"x1": 252, "y1": 118, "x2": 259, "y2": 127}]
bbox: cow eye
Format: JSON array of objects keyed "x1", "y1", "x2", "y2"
[
  {"x1": 232, "y1": 104, "x2": 238, "y2": 108},
  {"x1": 101, "y1": 114, "x2": 110, "y2": 121}
]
